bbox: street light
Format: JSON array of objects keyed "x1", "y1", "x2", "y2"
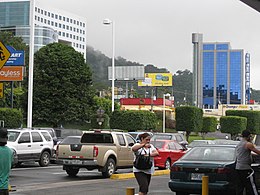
[
  {"x1": 103, "y1": 18, "x2": 115, "y2": 112},
  {"x1": 163, "y1": 93, "x2": 171, "y2": 133}
]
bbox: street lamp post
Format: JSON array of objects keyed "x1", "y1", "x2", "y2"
[
  {"x1": 103, "y1": 19, "x2": 115, "y2": 112},
  {"x1": 163, "y1": 93, "x2": 171, "y2": 133}
]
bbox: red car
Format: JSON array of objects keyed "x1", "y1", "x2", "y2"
[{"x1": 151, "y1": 140, "x2": 187, "y2": 169}]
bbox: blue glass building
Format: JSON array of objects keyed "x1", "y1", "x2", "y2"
[
  {"x1": 0, "y1": 0, "x2": 86, "y2": 57},
  {"x1": 192, "y1": 33, "x2": 245, "y2": 109}
]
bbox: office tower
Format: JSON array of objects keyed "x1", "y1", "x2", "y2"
[
  {"x1": 192, "y1": 33, "x2": 245, "y2": 109},
  {"x1": 0, "y1": 0, "x2": 86, "y2": 58}
]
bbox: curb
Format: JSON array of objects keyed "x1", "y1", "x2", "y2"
[{"x1": 110, "y1": 169, "x2": 170, "y2": 179}]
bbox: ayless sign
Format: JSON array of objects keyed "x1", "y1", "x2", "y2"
[{"x1": 0, "y1": 66, "x2": 23, "y2": 81}]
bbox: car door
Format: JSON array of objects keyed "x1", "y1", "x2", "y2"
[
  {"x1": 31, "y1": 132, "x2": 44, "y2": 159},
  {"x1": 116, "y1": 134, "x2": 129, "y2": 166},
  {"x1": 172, "y1": 142, "x2": 185, "y2": 162},
  {"x1": 17, "y1": 132, "x2": 32, "y2": 160},
  {"x1": 125, "y1": 134, "x2": 136, "y2": 163}
]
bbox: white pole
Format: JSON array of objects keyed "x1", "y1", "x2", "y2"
[
  {"x1": 27, "y1": 0, "x2": 35, "y2": 128},
  {"x1": 111, "y1": 21, "x2": 115, "y2": 112},
  {"x1": 163, "y1": 94, "x2": 166, "y2": 133}
]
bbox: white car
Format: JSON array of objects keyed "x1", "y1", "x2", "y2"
[{"x1": 7, "y1": 128, "x2": 54, "y2": 167}]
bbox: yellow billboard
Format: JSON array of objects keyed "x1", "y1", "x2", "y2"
[{"x1": 138, "y1": 73, "x2": 172, "y2": 87}]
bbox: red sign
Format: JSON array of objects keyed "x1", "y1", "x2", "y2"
[{"x1": 0, "y1": 66, "x2": 23, "y2": 81}]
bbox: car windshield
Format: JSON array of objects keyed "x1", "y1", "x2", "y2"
[
  {"x1": 7, "y1": 131, "x2": 20, "y2": 142},
  {"x1": 61, "y1": 136, "x2": 81, "y2": 144},
  {"x1": 153, "y1": 134, "x2": 172, "y2": 140},
  {"x1": 151, "y1": 141, "x2": 164, "y2": 149},
  {"x1": 182, "y1": 147, "x2": 236, "y2": 161}
]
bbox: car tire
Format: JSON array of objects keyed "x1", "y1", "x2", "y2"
[
  {"x1": 66, "y1": 168, "x2": 79, "y2": 177},
  {"x1": 39, "y1": 151, "x2": 50, "y2": 167},
  {"x1": 102, "y1": 158, "x2": 116, "y2": 178},
  {"x1": 165, "y1": 159, "x2": 171, "y2": 170}
]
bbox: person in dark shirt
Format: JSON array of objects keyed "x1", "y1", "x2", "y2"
[{"x1": 236, "y1": 130, "x2": 260, "y2": 195}]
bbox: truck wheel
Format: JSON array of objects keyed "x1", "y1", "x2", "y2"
[
  {"x1": 66, "y1": 168, "x2": 79, "y2": 177},
  {"x1": 102, "y1": 158, "x2": 115, "y2": 178},
  {"x1": 39, "y1": 151, "x2": 50, "y2": 167}
]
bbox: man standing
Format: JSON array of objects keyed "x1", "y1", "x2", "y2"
[
  {"x1": 236, "y1": 130, "x2": 260, "y2": 195},
  {"x1": 0, "y1": 128, "x2": 13, "y2": 195}
]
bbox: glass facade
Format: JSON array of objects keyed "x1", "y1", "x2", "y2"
[
  {"x1": 230, "y1": 51, "x2": 242, "y2": 104},
  {"x1": 0, "y1": 26, "x2": 58, "y2": 51},
  {"x1": 0, "y1": 1, "x2": 30, "y2": 27},
  {"x1": 202, "y1": 43, "x2": 243, "y2": 108}
]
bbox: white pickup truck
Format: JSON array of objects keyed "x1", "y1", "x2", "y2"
[{"x1": 56, "y1": 130, "x2": 136, "y2": 177}]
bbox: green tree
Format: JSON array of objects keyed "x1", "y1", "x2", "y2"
[
  {"x1": 201, "y1": 117, "x2": 217, "y2": 139},
  {"x1": 220, "y1": 116, "x2": 247, "y2": 139},
  {"x1": 175, "y1": 106, "x2": 203, "y2": 141},
  {"x1": 33, "y1": 43, "x2": 95, "y2": 127},
  {"x1": 93, "y1": 96, "x2": 120, "y2": 117}
]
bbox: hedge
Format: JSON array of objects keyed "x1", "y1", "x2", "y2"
[
  {"x1": 0, "y1": 108, "x2": 23, "y2": 128},
  {"x1": 220, "y1": 116, "x2": 247, "y2": 137}
]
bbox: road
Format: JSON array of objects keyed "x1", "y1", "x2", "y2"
[{"x1": 9, "y1": 163, "x2": 174, "y2": 195}]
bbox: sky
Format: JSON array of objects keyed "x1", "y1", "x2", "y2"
[{"x1": 43, "y1": 0, "x2": 260, "y2": 89}]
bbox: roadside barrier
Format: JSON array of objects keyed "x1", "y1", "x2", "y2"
[
  {"x1": 202, "y1": 176, "x2": 209, "y2": 195},
  {"x1": 126, "y1": 187, "x2": 135, "y2": 195}
]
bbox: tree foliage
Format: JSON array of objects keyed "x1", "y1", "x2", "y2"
[
  {"x1": 220, "y1": 116, "x2": 247, "y2": 139},
  {"x1": 175, "y1": 106, "x2": 203, "y2": 141},
  {"x1": 110, "y1": 110, "x2": 157, "y2": 131},
  {"x1": 201, "y1": 117, "x2": 217, "y2": 138},
  {"x1": 226, "y1": 110, "x2": 260, "y2": 134},
  {"x1": 33, "y1": 43, "x2": 95, "y2": 127},
  {"x1": 92, "y1": 96, "x2": 120, "y2": 117}
]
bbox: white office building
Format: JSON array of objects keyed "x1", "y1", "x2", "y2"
[{"x1": 0, "y1": 0, "x2": 87, "y2": 58}]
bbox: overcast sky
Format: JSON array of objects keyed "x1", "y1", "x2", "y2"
[{"x1": 43, "y1": 0, "x2": 260, "y2": 89}]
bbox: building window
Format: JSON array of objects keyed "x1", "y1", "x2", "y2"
[
  {"x1": 70, "y1": 27, "x2": 72, "y2": 31},
  {"x1": 80, "y1": 22, "x2": 82, "y2": 26},
  {"x1": 67, "y1": 18, "x2": 69, "y2": 22},
  {"x1": 63, "y1": 24, "x2": 65, "y2": 29},
  {"x1": 80, "y1": 29, "x2": 82, "y2": 34},
  {"x1": 62, "y1": 32, "x2": 65, "y2": 36},
  {"x1": 74, "y1": 20, "x2": 76, "y2": 24},
  {"x1": 73, "y1": 28, "x2": 76, "y2": 32},
  {"x1": 55, "y1": 14, "x2": 58, "y2": 19},
  {"x1": 55, "y1": 22, "x2": 58, "y2": 27},
  {"x1": 82, "y1": 45, "x2": 84, "y2": 49},
  {"x1": 51, "y1": 21, "x2": 54, "y2": 26},
  {"x1": 66, "y1": 25, "x2": 69, "y2": 30},
  {"x1": 35, "y1": 16, "x2": 37, "y2": 20},
  {"x1": 44, "y1": 19, "x2": 46, "y2": 23},
  {"x1": 44, "y1": 11, "x2": 47, "y2": 15},
  {"x1": 83, "y1": 30, "x2": 85, "y2": 35},
  {"x1": 59, "y1": 15, "x2": 62, "y2": 20},
  {"x1": 51, "y1": 13, "x2": 54, "y2": 18},
  {"x1": 70, "y1": 19, "x2": 73, "y2": 23},
  {"x1": 63, "y1": 16, "x2": 66, "y2": 21},
  {"x1": 66, "y1": 33, "x2": 69, "y2": 37},
  {"x1": 70, "y1": 34, "x2": 72, "y2": 38},
  {"x1": 73, "y1": 35, "x2": 75, "y2": 39},
  {"x1": 77, "y1": 21, "x2": 79, "y2": 25},
  {"x1": 83, "y1": 23, "x2": 85, "y2": 27},
  {"x1": 59, "y1": 23, "x2": 61, "y2": 28},
  {"x1": 35, "y1": 7, "x2": 37, "y2": 12},
  {"x1": 58, "y1": 31, "x2": 61, "y2": 35},
  {"x1": 41, "y1": 10, "x2": 43, "y2": 14},
  {"x1": 48, "y1": 12, "x2": 50, "y2": 17},
  {"x1": 41, "y1": 18, "x2": 43, "y2": 22},
  {"x1": 48, "y1": 20, "x2": 50, "y2": 25}
]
